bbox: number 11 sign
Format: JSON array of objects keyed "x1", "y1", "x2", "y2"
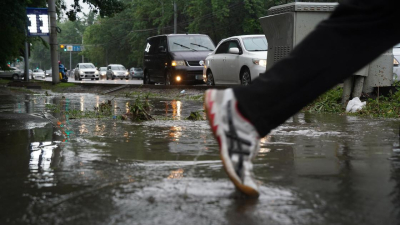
[{"x1": 26, "y1": 8, "x2": 49, "y2": 36}]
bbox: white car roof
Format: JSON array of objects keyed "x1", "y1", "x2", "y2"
[
  {"x1": 217, "y1": 35, "x2": 266, "y2": 46},
  {"x1": 228, "y1": 34, "x2": 266, "y2": 39}
]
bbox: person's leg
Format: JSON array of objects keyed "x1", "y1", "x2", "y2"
[
  {"x1": 234, "y1": 0, "x2": 400, "y2": 137},
  {"x1": 205, "y1": 0, "x2": 400, "y2": 197}
]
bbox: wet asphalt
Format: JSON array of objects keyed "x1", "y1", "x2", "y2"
[{"x1": 0, "y1": 90, "x2": 400, "y2": 225}]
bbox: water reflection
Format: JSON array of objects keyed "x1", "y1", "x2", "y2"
[
  {"x1": 171, "y1": 100, "x2": 181, "y2": 119},
  {"x1": 29, "y1": 142, "x2": 57, "y2": 171},
  {"x1": 79, "y1": 124, "x2": 88, "y2": 135},
  {"x1": 26, "y1": 126, "x2": 63, "y2": 188},
  {"x1": 4, "y1": 93, "x2": 400, "y2": 224},
  {"x1": 80, "y1": 96, "x2": 84, "y2": 111},
  {"x1": 168, "y1": 168, "x2": 184, "y2": 179},
  {"x1": 169, "y1": 126, "x2": 182, "y2": 141}
]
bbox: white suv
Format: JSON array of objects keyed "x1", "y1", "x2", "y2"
[
  {"x1": 74, "y1": 63, "x2": 99, "y2": 81},
  {"x1": 203, "y1": 35, "x2": 268, "y2": 85}
]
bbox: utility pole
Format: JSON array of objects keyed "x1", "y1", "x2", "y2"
[
  {"x1": 106, "y1": 48, "x2": 108, "y2": 65},
  {"x1": 24, "y1": 31, "x2": 30, "y2": 82},
  {"x1": 48, "y1": 0, "x2": 59, "y2": 84},
  {"x1": 174, "y1": 1, "x2": 177, "y2": 34}
]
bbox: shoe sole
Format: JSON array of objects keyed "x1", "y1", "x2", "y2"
[{"x1": 205, "y1": 90, "x2": 259, "y2": 197}]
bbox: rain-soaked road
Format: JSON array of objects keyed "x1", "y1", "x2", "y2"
[{"x1": 1, "y1": 91, "x2": 400, "y2": 225}]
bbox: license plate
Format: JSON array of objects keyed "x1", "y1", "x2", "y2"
[{"x1": 195, "y1": 75, "x2": 203, "y2": 80}]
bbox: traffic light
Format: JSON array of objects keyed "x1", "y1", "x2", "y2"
[{"x1": 60, "y1": 44, "x2": 66, "y2": 51}]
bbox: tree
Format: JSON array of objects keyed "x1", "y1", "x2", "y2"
[
  {"x1": 62, "y1": 0, "x2": 124, "y2": 21},
  {"x1": 0, "y1": 0, "x2": 39, "y2": 69},
  {"x1": 0, "y1": 0, "x2": 124, "y2": 70}
]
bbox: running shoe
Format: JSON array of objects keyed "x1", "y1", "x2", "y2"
[{"x1": 205, "y1": 88, "x2": 260, "y2": 197}]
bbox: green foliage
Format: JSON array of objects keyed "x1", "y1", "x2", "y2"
[
  {"x1": 127, "y1": 96, "x2": 154, "y2": 121},
  {"x1": 57, "y1": 82, "x2": 76, "y2": 88},
  {"x1": 4, "y1": 0, "x2": 336, "y2": 73},
  {"x1": 186, "y1": 111, "x2": 204, "y2": 120},
  {"x1": 47, "y1": 99, "x2": 115, "y2": 119},
  {"x1": 0, "y1": 0, "x2": 27, "y2": 69},
  {"x1": 82, "y1": 0, "x2": 278, "y2": 68},
  {"x1": 0, "y1": 0, "x2": 120, "y2": 70},
  {"x1": 351, "y1": 88, "x2": 400, "y2": 118},
  {"x1": 0, "y1": 79, "x2": 11, "y2": 85},
  {"x1": 29, "y1": 39, "x2": 51, "y2": 70},
  {"x1": 306, "y1": 86, "x2": 400, "y2": 118},
  {"x1": 62, "y1": 0, "x2": 124, "y2": 21},
  {"x1": 305, "y1": 86, "x2": 344, "y2": 113}
]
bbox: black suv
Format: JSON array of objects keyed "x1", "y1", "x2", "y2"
[{"x1": 143, "y1": 34, "x2": 215, "y2": 85}]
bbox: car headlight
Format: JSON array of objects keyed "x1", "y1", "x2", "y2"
[
  {"x1": 394, "y1": 57, "x2": 399, "y2": 67},
  {"x1": 171, "y1": 60, "x2": 186, "y2": 67},
  {"x1": 95, "y1": 71, "x2": 99, "y2": 75},
  {"x1": 125, "y1": 71, "x2": 129, "y2": 75},
  {"x1": 252, "y1": 59, "x2": 267, "y2": 67},
  {"x1": 79, "y1": 71, "x2": 84, "y2": 75}
]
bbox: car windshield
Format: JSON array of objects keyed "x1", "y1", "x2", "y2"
[
  {"x1": 34, "y1": 69, "x2": 43, "y2": 72},
  {"x1": 242, "y1": 36, "x2": 268, "y2": 51},
  {"x1": 80, "y1": 64, "x2": 95, "y2": 68},
  {"x1": 100, "y1": 67, "x2": 107, "y2": 71},
  {"x1": 394, "y1": 43, "x2": 400, "y2": 48},
  {"x1": 111, "y1": 66, "x2": 126, "y2": 70},
  {"x1": 134, "y1": 68, "x2": 143, "y2": 71},
  {"x1": 168, "y1": 35, "x2": 215, "y2": 52}
]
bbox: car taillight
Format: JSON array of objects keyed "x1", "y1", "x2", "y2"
[{"x1": 131, "y1": 71, "x2": 134, "y2": 74}]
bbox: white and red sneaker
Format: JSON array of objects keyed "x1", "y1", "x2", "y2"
[{"x1": 205, "y1": 89, "x2": 260, "y2": 197}]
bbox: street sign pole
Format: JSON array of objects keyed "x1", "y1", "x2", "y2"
[
  {"x1": 26, "y1": 7, "x2": 50, "y2": 81},
  {"x1": 70, "y1": 51, "x2": 72, "y2": 77}
]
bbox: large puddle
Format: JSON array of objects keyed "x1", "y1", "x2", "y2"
[{"x1": 1, "y1": 92, "x2": 400, "y2": 225}]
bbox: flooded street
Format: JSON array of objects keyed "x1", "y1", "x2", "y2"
[{"x1": 1, "y1": 91, "x2": 400, "y2": 225}]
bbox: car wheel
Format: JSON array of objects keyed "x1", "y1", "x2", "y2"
[
  {"x1": 240, "y1": 68, "x2": 251, "y2": 86},
  {"x1": 96, "y1": 78, "x2": 99, "y2": 80},
  {"x1": 164, "y1": 71, "x2": 173, "y2": 85},
  {"x1": 206, "y1": 70, "x2": 215, "y2": 86},
  {"x1": 12, "y1": 74, "x2": 19, "y2": 80}
]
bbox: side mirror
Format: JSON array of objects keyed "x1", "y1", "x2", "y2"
[
  {"x1": 159, "y1": 46, "x2": 166, "y2": 53},
  {"x1": 229, "y1": 47, "x2": 240, "y2": 54}
]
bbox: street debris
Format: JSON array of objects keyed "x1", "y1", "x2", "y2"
[{"x1": 346, "y1": 97, "x2": 366, "y2": 112}]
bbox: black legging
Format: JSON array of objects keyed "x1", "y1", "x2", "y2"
[{"x1": 234, "y1": 0, "x2": 400, "y2": 136}]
